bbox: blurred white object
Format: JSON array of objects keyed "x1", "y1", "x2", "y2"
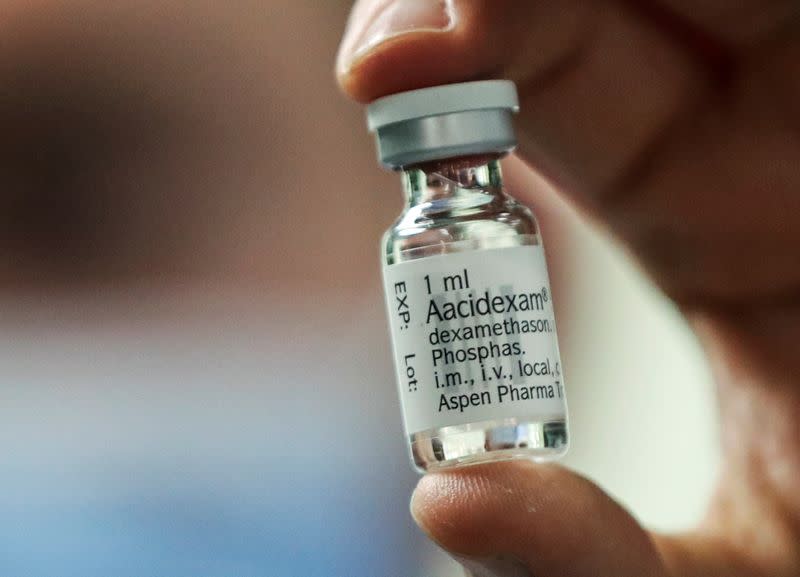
[{"x1": 562, "y1": 223, "x2": 719, "y2": 532}]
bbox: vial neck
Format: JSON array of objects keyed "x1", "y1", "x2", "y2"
[{"x1": 401, "y1": 156, "x2": 505, "y2": 209}]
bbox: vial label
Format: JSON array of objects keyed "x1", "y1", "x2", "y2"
[{"x1": 384, "y1": 244, "x2": 567, "y2": 436}]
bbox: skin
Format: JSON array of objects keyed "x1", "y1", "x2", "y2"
[{"x1": 337, "y1": 1, "x2": 800, "y2": 575}]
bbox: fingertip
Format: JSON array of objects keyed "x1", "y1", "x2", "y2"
[
  {"x1": 410, "y1": 460, "x2": 665, "y2": 576},
  {"x1": 410, "y1": 461, "x2": 558, "y2": 556},
  {"x1": 336, "y1": 29, "x2": 494, "y2": 103},
  {"x1": 335, "y1": 0, "x2": 589, "y2": 104},
  {"x1": 335, "y1": 0, "x2": 514, "y2": 103}
]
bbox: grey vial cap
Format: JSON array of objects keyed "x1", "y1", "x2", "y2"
[{"x1": 366, "y1": 80, "x2": 519, "y2": 169}]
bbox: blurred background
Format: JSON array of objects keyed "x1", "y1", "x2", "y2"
[{"x1": 0, "y1": 2, "x2": 719, "y2": 576}]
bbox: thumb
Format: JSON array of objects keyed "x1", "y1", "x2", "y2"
[{"x1": 411, "y1": 461, "x2": 668, "y2": 577}]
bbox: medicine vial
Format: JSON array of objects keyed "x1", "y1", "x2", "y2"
[{"x1": 367, "y1": 80, "x2": 569, "y2": 472}]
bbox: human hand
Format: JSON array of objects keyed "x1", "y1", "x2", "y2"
[{"x1": 337, "y1": 1, "x2": 800, "y2": 575}]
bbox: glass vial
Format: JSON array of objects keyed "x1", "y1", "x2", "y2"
[{"x1": 367, "y1": 81, "x2": 569, "y2": 472}]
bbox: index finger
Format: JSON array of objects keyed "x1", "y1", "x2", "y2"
[{"x1": 337, "y1": 0, "x2": 800, "y2": 306}]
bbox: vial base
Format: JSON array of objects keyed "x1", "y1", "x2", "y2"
[{"x1": 410, "y1": 417, "x2": 568, "y2": 472}]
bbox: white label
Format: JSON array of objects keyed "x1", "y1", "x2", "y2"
[{"x1": 383, "y1": 244, "x2": 566, "y2": 435}]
